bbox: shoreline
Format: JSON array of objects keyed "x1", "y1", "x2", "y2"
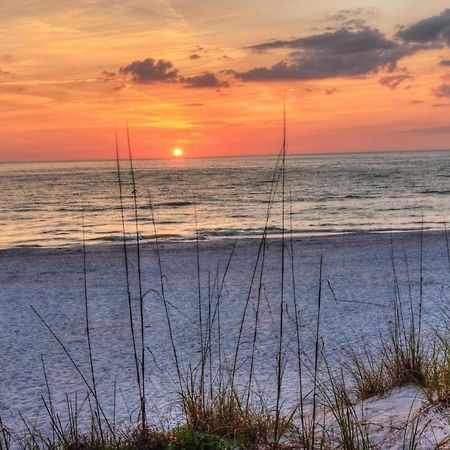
[{"x1": 1, "y1": 227, "x2": 448, "y2": 256}]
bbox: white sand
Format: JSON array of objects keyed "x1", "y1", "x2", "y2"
[{"x1": 2, "y1": 230, "x2": 450, "y2": 446}]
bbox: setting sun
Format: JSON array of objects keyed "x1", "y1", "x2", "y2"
[{"x1": 172, "y1": 148, "x2": 184, "y2": 158}]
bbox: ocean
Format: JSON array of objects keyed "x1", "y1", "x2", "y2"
[{"x1": 1, "y1": 150, "x2": 450, "y2": 249}]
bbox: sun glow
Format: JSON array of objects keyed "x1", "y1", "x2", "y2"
[{"x1": 172, "y1": 148, "x2": 184, "y2": 158}]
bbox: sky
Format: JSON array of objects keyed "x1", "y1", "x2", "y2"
[{"x1": 1, "y1": 0, "x2": 450, "y2": 161}]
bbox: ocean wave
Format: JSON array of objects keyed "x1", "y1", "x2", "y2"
[
  {"x1": 419, "y1": 190, "x2": 450, "y2": 195},
  {"x1": 154, "y1": 201, "x2": 193, "y2": 208},
  {"x1": 200, "y1": 226, "x2": 285, "y2": 238},
  {"x1": 87, "y1": 233, "x2": 182, "y2": 243}
]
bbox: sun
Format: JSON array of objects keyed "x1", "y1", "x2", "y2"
[{"x1": 172, "y1": 148, "x2": 184, "y2": 158}]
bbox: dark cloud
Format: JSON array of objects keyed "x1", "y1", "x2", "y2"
[
  {"x1": 116, "y1": 57, "x2": 229, "y2": 89},
  {"x1": 433, "y1": 83, "x2": 450, "y2": 97},
  {"x1": 378, "y1": 74, "x2": 413, "y2": 89},
  {"x1": 411, "y1": 100, "x2": 424, "y2": 104},
  {"x1": 183, "y1": 72, "x2": 229, "y2": 88},
  {"x1": 120, "y1": 58, "x2": 179, "y2": 83},
  {"x1": 440, "y1": 59, "x2": 450, "y2": 66},
  {"x1": 189, "y1": 54, "x2": 201, "y2": 60},
  {"x1": 236, "y1": 28, "x2": 415, "y2": 81},
  {"x1": 396, "y1": 9, "x2": 450, "y2": 45}
]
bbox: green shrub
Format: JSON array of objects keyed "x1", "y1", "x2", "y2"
[{"x1": 168, "y1": 428, "x2": 236, "y2": 450}]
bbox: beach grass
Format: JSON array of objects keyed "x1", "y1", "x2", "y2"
[{"x1": 5, "y1": 130, "x2": 450, "y2": 449}]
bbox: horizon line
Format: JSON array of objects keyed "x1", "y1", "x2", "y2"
[{"x1": 1, "y1": 147, "x2": 450, "y2": 165}]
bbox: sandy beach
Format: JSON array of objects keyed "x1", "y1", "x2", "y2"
[{"x1": 2, "y1": 230, "x2": 450, "y2": 446}]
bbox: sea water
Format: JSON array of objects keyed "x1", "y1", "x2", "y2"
[{"x1": 1, "y1": 150, "x2": 450, "y2": 249}]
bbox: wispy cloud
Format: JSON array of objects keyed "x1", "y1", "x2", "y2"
[
  {"x1": 378, "y1": 74, "x2": 413, "y2": 89},
  {"x1": 323, "y1": 8, "x2": 379, "y2": 30},
  {"x1": 325, "y1": 87, "x2": 338, "y2": 95}
]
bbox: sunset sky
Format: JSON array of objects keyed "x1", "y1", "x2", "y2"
[{"x1": 1, "y1": 1, "x2": 450, "y2": 160}]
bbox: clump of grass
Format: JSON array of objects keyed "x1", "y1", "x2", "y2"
[
  {"x1": 382, "y1": 238, "x2": 426, "y2": 389},
  {"x1": 345, "y1": 342, "x2": 388, "y2": 400},
  {"x1": 382, "y1": 333, "x2": 426, "y2": 388},
  {"x1": 425, "y1": 327, "x2": 450, "y2": 405},
  {"x1": 179, "y1": 377, "x2": 276, "y2": 448},
  {"x1": 347, "y1": 237, "x2": 428, "y2": 400},
  {"x1": 347, "y1": 312, "x2": 427, "y2": 401},
  {"x1": 321, "y1": 357, "x2": 371, "y2": 450}
]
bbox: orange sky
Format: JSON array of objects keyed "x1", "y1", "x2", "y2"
[{"x1": 1, "y1": 1, "x2": 450, "y2": 161}]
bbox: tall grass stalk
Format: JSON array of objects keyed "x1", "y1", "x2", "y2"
[
  {"x1": 126, "y1": 125, "x2": 147, "y2": 430},
  {"x1": 323, "y1": 363, "x2": 371, "y2": 450},
  {"x1": 231, "y1": 150, "x2": 283, "y2": 381},
  {"x1": 245, "y1": 232, "x2": 267, "y2": 412},
  {"x1": 273, "y1": 103, "x2": 287, "y2": 445},
  {"x1": 348, "y1": 234, "x2": 427, "y2": 400},
  {"x1": 401, "y1": 401, "x2": 429, "y2": 450},
  {"x1": 31, "y1": 306, "x2": 115, "y2": 437},
  {"x1": 145, "y1": 188, "x2": 183, "y2": 388},
  {"x1": 115, "y1": 128, "x2": 142, "y2": 417},
  {"x1": 310, "y1": 255, "x2": 324, "y2": 447},
  {"x1": 194, "y1": 204, "x2": 206, "y2": 416},
  {"x1": 289, "y1": 188, "x2": 307, "y2": 446},
  {"x1": 418, "y1": 216, "x2": 424, "y2": 346},
  {"x1": 81, "y1": 212, "x2": 103, "y2": 441},
  {"x1": 444, "y1": 218, "x2": 450, "y2": 274},
  {"x1": 0, "y1": 414, "x2": 11, "y2": 450},
  {"x1": 40, "y1": 354, "x2": 64, "y2": 444},
  {"x1": 209, "y1": 239, "x2": 237, "y2": 389}
]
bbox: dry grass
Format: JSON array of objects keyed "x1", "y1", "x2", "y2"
[{"x1": 180, "y1": 381, "x2": 274, "y2": 447}]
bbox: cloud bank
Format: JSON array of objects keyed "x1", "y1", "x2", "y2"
[
  {"x1": 117, "y1": 58, "x2": 229, "y2": 89},
  {"x1": 116, "y1": 10, "x2": 450, "y2": 89},
  {"x1": 235, "y1": 27, "x2": 415, "y2": 81},
  {"x1": 396, "y1": 9, "x2": 450, "y2": 45}
]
